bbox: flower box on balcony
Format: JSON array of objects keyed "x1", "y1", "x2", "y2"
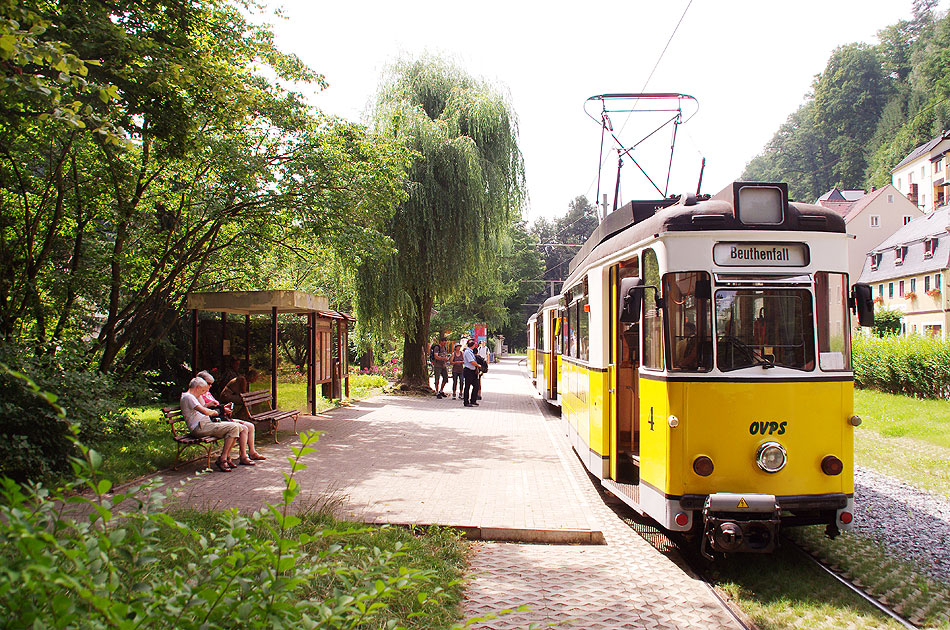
[
  {"x1": 904, "y1": 291, "x2": 917, "y2": 300},
  {"x1": 927, "y1": 288, "x2": 941, "y2": 298}
]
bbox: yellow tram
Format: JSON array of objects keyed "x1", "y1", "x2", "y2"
[{"x1": 531, "y1": 181, "x2": 874, "y2": 556}]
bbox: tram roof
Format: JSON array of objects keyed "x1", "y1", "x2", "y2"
[
  {"x1": 562, "y1": 182, "x2": 846, "y2": 289},
  {"x1": 541, "y1": 295, "x2": 561, "y2": 310}
]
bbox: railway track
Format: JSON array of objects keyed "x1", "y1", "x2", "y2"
[{"x1": 606, "y1": 494, "x2": 917, "y2": 630}]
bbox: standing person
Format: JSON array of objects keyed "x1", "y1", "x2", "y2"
[
  {"x1": 450, "y1": 344, "x2": 464, "y2": 400},
  {"x1": 462, "y1": 339, "x2": 479, "y2": 407},
  {"x1": 181, "y1": 377, "x2": 247, "y2": 472},
  {"x1": 432, "y1": 339, "x2": 449, "y2": 398}
]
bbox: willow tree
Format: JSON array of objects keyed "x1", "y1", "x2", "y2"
[{"x1": 356, "y1": 57, "x2": 526, "y2": 386}]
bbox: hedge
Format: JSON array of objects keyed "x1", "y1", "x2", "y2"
[{"x1": 852, "y1": 334, "x2": 950, "y2": 398}]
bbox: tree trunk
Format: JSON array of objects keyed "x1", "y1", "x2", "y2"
[{"x1": 399, "y1": 293, "x2": 433, "y2": 387}]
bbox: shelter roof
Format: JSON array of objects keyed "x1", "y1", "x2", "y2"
[{"x1": 186, "y1": 290, "x2": 331, "y2": 315}]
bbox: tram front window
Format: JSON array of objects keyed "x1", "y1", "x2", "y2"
[{"x1": 715, "y1": 289, "x2": 815, "y2": 372}]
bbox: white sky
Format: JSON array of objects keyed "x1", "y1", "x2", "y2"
[{"x1": 268, "y1": 0, "x2": 929, "y2": 224}]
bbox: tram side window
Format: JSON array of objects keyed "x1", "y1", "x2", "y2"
[
  {"x1": 642, "y1": 249, "x2": 664, "y2": 370},
  {"x1": 537, "y1": 314, "x2": 545, "y2": 354},
  {"x1": 665, "y1": 272, "x2": 713, "y2": 372},
  {"x1": 578, "y1": 279, "x2": 589, "y2": 361},
  {"x1": 566, "y1": 287, "x2": 577, "y2": 358},
  {"x1": 815, "y1": 272, "x2": 851, "y2": 371},
  {"x1": 715, "y1": 288, "x2": 815, "y2": 372}
]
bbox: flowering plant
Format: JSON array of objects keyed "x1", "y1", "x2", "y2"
[
  {"x1": 873, "y1": 296, "x2": 884, "y2": 304},
  {"x1": 904, "y1": 291, "x2": 917, "y2": 300},
  {"x1": 927, "y1": 288, "x2": 941, "y2": 298}
]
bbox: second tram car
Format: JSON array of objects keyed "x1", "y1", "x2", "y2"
[{"x1": 529, "y1": 181, "x2": 874, "y2": 556}]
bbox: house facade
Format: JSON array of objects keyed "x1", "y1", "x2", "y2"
[
  {"x1": 858, "y1": 206, "x2": 950, "y2": 338},
  {"x1": 815, "y1": 185, "x2": 923, "y2": 283},
  {"x1": 890, "y1": 130, "x2": 950, "y2": 213}
]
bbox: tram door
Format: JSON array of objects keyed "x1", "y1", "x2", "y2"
[
  {"x1": 613, "y1": 259, "x2": 640, "y2": 483},
  {"x1": 549, "y1": 310, "x2": 558, "y2": 399}
]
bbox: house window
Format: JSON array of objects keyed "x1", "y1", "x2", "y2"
[
  {"x1": 925, "y1": 324, "x2": 942, "y2": 338},
  {"x1": 926, "y1": 275, "x2": 931, "y2": 292},
  {"x1": 911, "y1": 278, "x2": 917, "y2": 293},
  {"x1": 895, "y1": 246, "x2": 906, "y2": 265},
  {"x1": 922, "y1": 194, "x2": 927, "y2": 208},
  {"x1": 900, "y1": 280, "x2": 905, "y2": 296},
  {"x1": 889, "y1": 282, "x2": 894, "y2": 298},
  {"x1": 879, "y1": 284, "x2": 884, "y2": 297},
  {"x1": 936, "y1": 160, "x2": 943, "y2": 173},
  {"x1": 922, "y1": 166, "x2": 926, "y2": 178},
  {"x1": 888, "y1": 194, "x2": 895, "y2": 203},
  {"x1": 909, "y1": 172, "x2": 914, "y2": 184},
  {"x1": 937, "y1": 273, "x2": 943, "y2": 289},
  {"x1": 904, "y1": 215, "x2": 913, "y2": 225},
  {"x1": 871, "y1": 253, "x2": 880, "y2": 270},
  {"x1": 870, "y1": 215, "x2": 880, "y2": 228},
  {"x1": 925, "y1": 237, "x2": 938, "y2": 258},
  {"x1": 898, "y1": 178, "x2": 903, "y2": 189}
]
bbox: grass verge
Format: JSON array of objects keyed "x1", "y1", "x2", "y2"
[{"x1": 854, "y1": 389, "x2": 950, "y2": 497}]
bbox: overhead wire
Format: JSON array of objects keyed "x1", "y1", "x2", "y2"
[{"x1": 583, "y1": 0, "x2": 696, "y2": 205}]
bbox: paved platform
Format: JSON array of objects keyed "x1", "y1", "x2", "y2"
[{"x1": 163, "y1": 356, "x2": 742, "y2": 629}]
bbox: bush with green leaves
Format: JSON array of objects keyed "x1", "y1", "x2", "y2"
[
  {"x1": 0, "y1": 343, "x2": 139, "y2": 482},
  {"x1": 872, "y1": 308, "x2": 902, "y2": 337},
  {"x1": 0, "y1": 429, "x2": 465, "y2": 628},
  {"x1": 852, "y1": 334, "x2": 950, "y2": 398}
]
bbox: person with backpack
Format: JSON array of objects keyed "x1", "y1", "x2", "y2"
[{"x1": 474, "y1": 349, "x2": 488, "y2": 402}]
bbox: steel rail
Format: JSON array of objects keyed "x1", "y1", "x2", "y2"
[{"x1": 784, "y1": 539, "x2": 917, "y2": 629}]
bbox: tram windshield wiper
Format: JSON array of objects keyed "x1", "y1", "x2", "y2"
[{"x1": 721, "y1": 336, "x2": 775, "y2": 369}]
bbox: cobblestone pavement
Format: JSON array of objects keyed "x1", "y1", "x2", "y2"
[{"x1": 162, "y1": 357, "x2": 742, "y2": 629}]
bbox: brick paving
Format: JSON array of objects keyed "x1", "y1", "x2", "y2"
[{"x1": 162, "y1": 357, "x2": 742, "y2": 629}]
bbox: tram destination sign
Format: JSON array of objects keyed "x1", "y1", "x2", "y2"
[{"x1": 713, "y1": 242, "x2": 809, "y2": 267}]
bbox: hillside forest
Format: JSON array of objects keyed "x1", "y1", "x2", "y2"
[{"x1": 743, "y1": 0, "x2": 950, "y2": 202}]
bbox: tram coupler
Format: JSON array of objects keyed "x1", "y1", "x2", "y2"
[{"x1": 701, "y1": 493, "x2": 781, "y2": 559}]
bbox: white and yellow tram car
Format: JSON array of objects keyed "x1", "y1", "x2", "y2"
[
  {"x1": 526, "y1": 313, "x2": 538, "y2": 381},
  {"x1": 539, "y1": 181, "x2": 873, "y2": 556}
]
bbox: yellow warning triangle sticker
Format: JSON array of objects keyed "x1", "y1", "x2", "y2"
[{"x1": 737, "y1": 497, "x2": 749, "y2": 509}]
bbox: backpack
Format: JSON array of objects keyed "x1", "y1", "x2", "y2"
[
  {"x1": 475, "y1": 354, "x2": 488, "y2": 373},
  {"x1": 429, "y1": 344, "x2": 437, "y2": 364}
]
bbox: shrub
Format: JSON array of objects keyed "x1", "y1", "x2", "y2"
[
  {"x1": 0, "y1": 423, "x2": 459, "y2": 629},
  {"x1": 872, "y1": 308, "x2": 902, "y2": 337},
  {"x1": 0, "y1": 344, "x2": 138, "y2": 482},
  {"x1": 853, "y1": 334, "x2": 950, "y2": 398}
]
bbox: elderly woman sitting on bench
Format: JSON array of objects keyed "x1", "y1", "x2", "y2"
[
  {"x1": 180, "y1": 377, "x2": 253, "y2": 472},
  {"x1": 197, "y1": 370, "x2": 266, "y2": 463}
]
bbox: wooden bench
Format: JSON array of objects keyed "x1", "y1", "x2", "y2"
[
  {"x1": 162, "y1": 405, "x2": 221, "y2": 470},
  {"x1": 239, "y1": 389, "x2": 300, "y2": 444}
]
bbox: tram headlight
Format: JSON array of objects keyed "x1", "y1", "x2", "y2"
[{"x1": 755, "y1": 441, "x2": 787, "y2": 473}]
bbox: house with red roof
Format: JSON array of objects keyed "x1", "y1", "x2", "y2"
[{"x1": 814, "y1": 184, "x2": 922, "y2": 282}]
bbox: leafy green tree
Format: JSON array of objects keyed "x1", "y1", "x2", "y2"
[
  {"x1": 356, "y1": 56, "x2": 526, "y2": 386},
  {"x1": 0, "y1": 0, "x2": 408, "y2": 375},
  {"x1": 812, "y1": 43, "x2": 890, "y2": 187}
]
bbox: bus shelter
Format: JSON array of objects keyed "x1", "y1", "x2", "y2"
[{"x1": 185, "y1": 290, "x2": 354, "y2": 414}]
